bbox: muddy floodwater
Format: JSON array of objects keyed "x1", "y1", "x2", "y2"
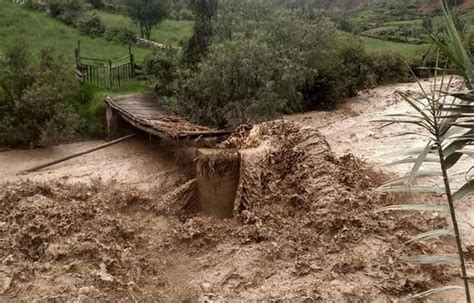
[{"x1": 1, "y1": 78, "x2": 473, "y2": 302}]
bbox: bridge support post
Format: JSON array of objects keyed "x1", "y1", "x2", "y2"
[
  {"x1": 196, "y1": 149, "x2": 241, "y2": 219},
  {"x1": 106, "y1": 106, "x2": 119, "y2": 141}
]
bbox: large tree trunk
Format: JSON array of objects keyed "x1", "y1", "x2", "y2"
[{"x1": 144, "y1": 24, "x2": 152, "y2": 40}]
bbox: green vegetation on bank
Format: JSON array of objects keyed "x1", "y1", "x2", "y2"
[
  {"x1": 0, "y1": 0, "x2": 454, "y2": 149},
  {"x1": 145, "y1": 1, "x2": 413, "y2": 129},
  {"x1": 96, "y1": 10, "x2": 193, "y2": 46},
  {"x1": 360, "y1": 36, "x2": 429, "y2": 63},
  {"x1": 0, "y1": 0, "x2": 149, "y2": 61},
  {"x1": 79, "y1": 80, "x2": 151, "y2": 136},
  {"x1": 0, "y1": 40, "x2": 152, "y2": 148}
]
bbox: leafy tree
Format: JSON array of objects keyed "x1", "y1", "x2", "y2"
[
  {"x1": 0, "y1": 42, "x2": 82, "y2": 148},
  {"x1": 125, "y1": 0, "x2": 168, "y2": 40},
  {"x1": 85, "y1": 0, "x2": 105, "y2": 9},
  {"x1": 77, "y1": 12, "x2": 106, "y2": 37},
  {"x1": 182, "y1": 0, "x2": 218, "y2": 67},
  {"x1": 47, "y1": 0, "x2": 85, "y2": 25},
  {"x1": 155, "y1": 1, "x2": 409, "y2": 128},
  {"x1": 105, "y1": 27, "x2": 137, "y2": 45},
  {"x1": 174, "y1": 8, "x2": 402, "y2": 127}
]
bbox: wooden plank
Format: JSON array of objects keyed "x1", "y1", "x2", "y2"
[
  {"x1": 19, "y1": 133, "x2": 139, "y2": 175},
  {"x1": 81, "y1": 57, "x2": 108, "y2": 63},
  {"x1": 105, "y1": 96, "x2": 232, "y2": 141}
]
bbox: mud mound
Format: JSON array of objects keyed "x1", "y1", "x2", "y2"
[
  {"x1": 0, "y1": 181, "x2": 175, "y2": 302},
  {"x1": 171, "y1": 121, "x2": 454, "y2": 301},
  {"x1": 0, "y1": 121, "x2": 456, "y2": 302}
]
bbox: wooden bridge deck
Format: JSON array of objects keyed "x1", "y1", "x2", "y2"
[{"x1": 105, "y1": 94, "x2": 232, "y2": 144}]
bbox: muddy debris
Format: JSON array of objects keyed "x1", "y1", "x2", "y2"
[{"x1": 0, "y1": 121, "x2": 456, "y2": 302}]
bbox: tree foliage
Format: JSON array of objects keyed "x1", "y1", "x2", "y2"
[
  {"x1": 47, "y1": 0, "x2": 85, "y2": 25},
  {"x1": 170, "y1": 2, "x2": 408, "y2": 127},
  {"x1": 182, "y1": 0, "x2": 218, "y2": 67},
  {"x1": 77, "y1": 12, "x2": 106, "y2": 37},
  {"x1": 0, "y1": 42, "x2": 82, "y2": 148},
  {"x1": 125, "y1": 0, "x2": 168, "y2": 40}
]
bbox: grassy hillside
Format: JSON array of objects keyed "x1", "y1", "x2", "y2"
[
  {"x1": 338, "y1": 0, "x2": 474, "y2": 50},
  {"x1": 0, "y1": 0, "x2": 150, "y2": 61},
  {"x1": 361, "y1": 36, "x2": 428, "y2": 63},
  {"x1": 319, "y1": 0, "x2": 474, "y2": 12},
  {"x1": 96, "y1": 10, "x2": 194, "y2": 46}
]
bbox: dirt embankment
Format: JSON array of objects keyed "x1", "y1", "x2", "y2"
[{"x1": 0, "y1": 78, "x2": 471, "y2": 302}]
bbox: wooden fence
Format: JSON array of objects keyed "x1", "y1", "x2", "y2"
[{"x1": 74, "y1": 42, "x2": 141, "y2": 88}]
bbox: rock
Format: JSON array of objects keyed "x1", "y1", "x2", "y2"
[
  {"x1": 200, "y1": 282, "x2": 213, "y2": 293},
  {"x1": 96, "y1": 263, "x2": 114, "y2": 282},
  {"x1": 0, "y1": 274, "x2": 12, "y2": 294}
]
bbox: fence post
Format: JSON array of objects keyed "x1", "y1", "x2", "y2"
[
  {"x1": 129, "y1": 46, "x2": 135, "y2": 78},
  {"x1": 109, "y1": 59, "x2": 113, "y2": 88},
  {"x1": 74, "y1": 49, "x2": 79, "y2": 65}
]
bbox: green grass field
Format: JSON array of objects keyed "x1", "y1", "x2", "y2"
[
  {"x1": 96, "y1": 10, "x2": 194, "y2": 46},
  {"x1": 361, "y1": 36, "x2": 428, "y2": 63},
  {"x1": 0, "y1": 0, "x2": 151, "y2": 61},
  {"x1": 383, "y1": 19, "x2": 422, "y2": 26},
  {"x1": 340, "y1": 29, "x2": 428, "y2": 63}
]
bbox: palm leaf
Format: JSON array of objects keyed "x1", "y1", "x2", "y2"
[
  {"x1": 402, "y1": 255, "x2": 460, "y2": 265},
  {"x1": 406, "y1": 142, "x2": 434, "y2": 187},
  {"x1": 443, "y1": 129, "x2": 474, "y2": 157},
  {"x1": 386, "y1": 156, "x2": 439, "y2": 167},
  {"x1": 406, "y1": 229, "x2": 454, "y2": 245},
  {"x1": 377, "y1": 185, "x2": 445, "y2": 194},
  {"x1": 375, "y1": 147, "x2": 429, "y2": 158},
  {"x1": 450, "y1": 90, "x2": 474, "y2": 102},
  {"x1": 410, "y1": 286, "x2": 464, "y2": 299},
  {"x1": 453, "y1": 180, "x2": 474, "y2": 202},
  {"x1": 382, "y1": 171, "x2": 442, "y2": 187},
  {"x1": 379, "y1": 204, "x2": 449, "y2": 212}
]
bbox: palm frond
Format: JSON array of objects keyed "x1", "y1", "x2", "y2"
[
  {"x1": 410, "y1": 286, "x2": 464, "y2": 299},
  {"x1": 406, "y1": 229, "x2": 454, "y2": 245},
  {"x1": 379, "y1": 204, "x2": 449, "y2": 212},
  {"x1": 376, "y1": 185, "x2": 445, "y2": 194},
  {"x1": 453, "y1": 180, "x2": 474, "y2": 202},
  {"x1": 402, "y1": 255, "x2": 460, "y2": 265},
  {"x1": 386, "y1": 156, "x2": 439, "y2": 167}
]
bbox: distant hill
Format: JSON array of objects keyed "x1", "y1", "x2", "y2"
[
  {"x1": 420, "y1": 0, "x2": 474, "y2": 11},
  {"x1": 311, "y1": 0, "x2": 474, "y2": 12}
]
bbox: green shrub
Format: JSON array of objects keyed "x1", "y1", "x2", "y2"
[
  {"x1": 0, "y1": 42, "x2": 83, "y2": 148},
  {"x1": 144, "y1": 48, "x2": 180, "y2": 97},
  {"x1": 77, "y1": 12, "x2": 106, "y2": 37},
  {"x1": 369, "y1": 52, "x2": 410, "y2": 84},
  {"x1": 166, "y1": 2, "x2": 415, "y2": 127},
  {"x1": 104, "y1": 27, "x2": 137, "y2": 45},
  {"x1": 23, "y1": 0, "x2": 47, "y2": 11},
  {"x1": 177, "y1": 38, "x2": 292, "y2": 127},
  {"x1": 176, "y1": 10, "x2": 391, "y2": 127},
  {"x1": 47, "y1": 0, "x2": 85, "y2": 25},
  {"x1": 85, "y1": 0, "x2": 105, "y2": 9},
  {"x1": 173, "y1": 8, "x2": 194, "y2": 21}
]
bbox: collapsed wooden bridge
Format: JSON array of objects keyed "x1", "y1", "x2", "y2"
[
  {"x1": 22, "y1": 94, "x2": 240, "y2": 219},
  {"x1": 105, "y1": 94, "x2": 233, "y2": 146}
]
